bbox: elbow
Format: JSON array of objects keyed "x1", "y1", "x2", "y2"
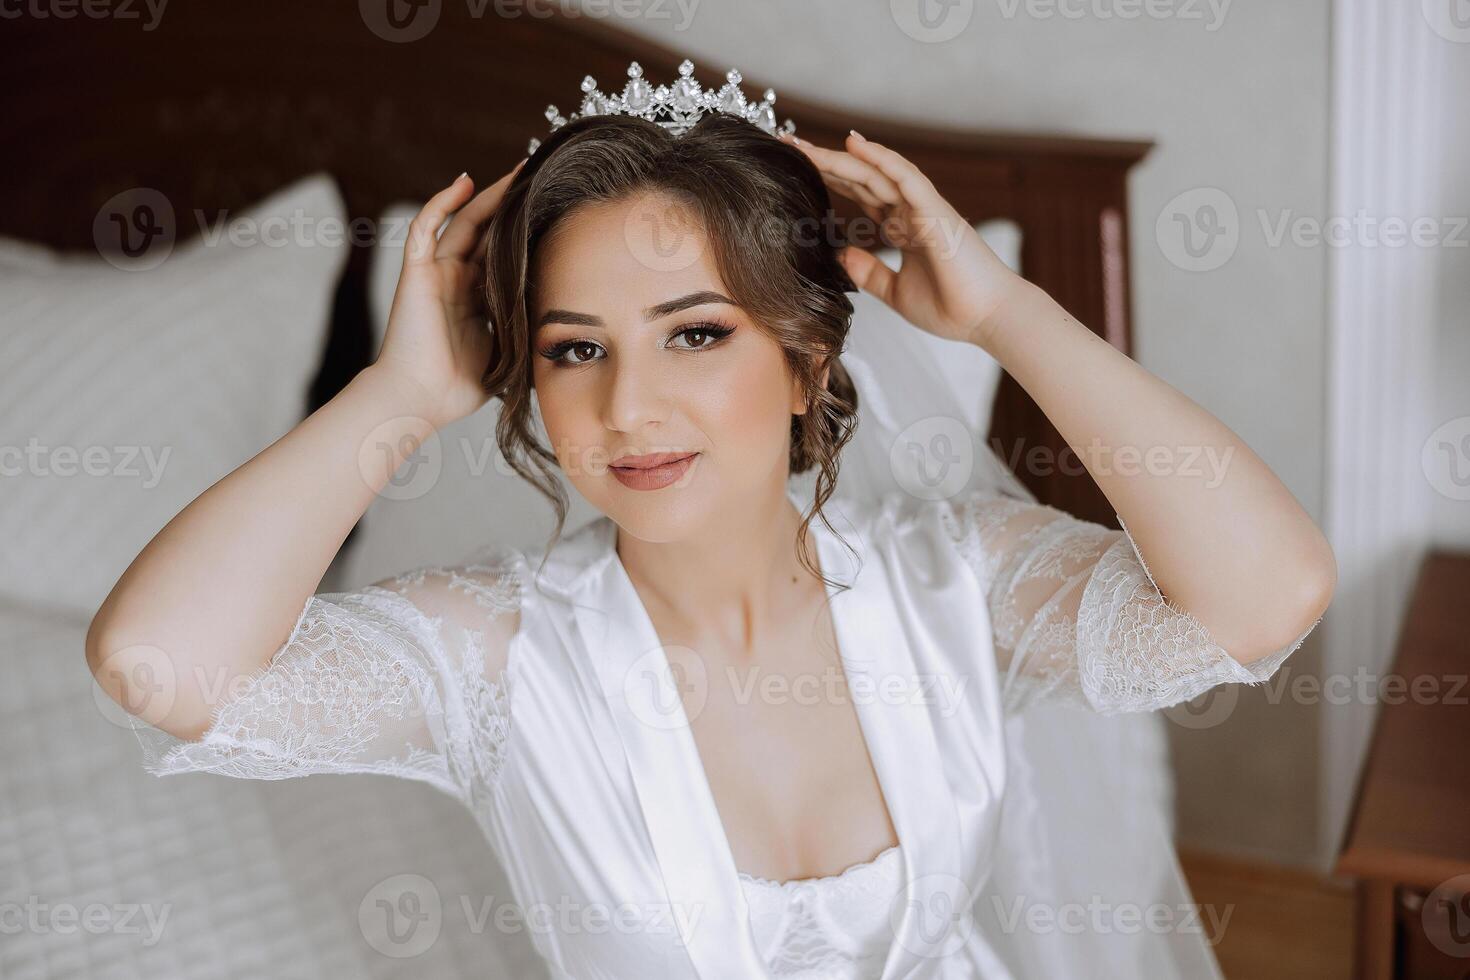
[
  {"x1": 84, "y1": 619, "x2": 212, "y2": 743},
  {"x1": 1293, "y1": 524, "x2": 1338, "y2": 626},
  {"x1": 1304, "y1": 536, "x2": 1338, "y2": 620},
  {"x1": 1232, "y1": 533, "x2": 1337, "y2": 667},
  {"x1": 83, "y1": 613, "x2": 112, "y2": 683},
  {"x1": 85, "y1": 618, "x2": 139, "y2": 720},
  {"x1": 84, "y1": 598, "x2": 126, "y2": 690}
]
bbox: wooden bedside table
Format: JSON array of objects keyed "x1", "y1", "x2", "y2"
[{"x1": 1336, "y1": 551, "x2": 1470, "y2": 979}]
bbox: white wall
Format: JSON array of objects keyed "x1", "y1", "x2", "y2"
[
  {"x1": 1320, "y1": 1, "x2": 1465, "y2": 868},
  {"x1": 1429, "y1": 41, "x2": 1470, "y2": 551},
  {"x1": 594, "y1": 0, "x2": 1334, "y2": 863}
]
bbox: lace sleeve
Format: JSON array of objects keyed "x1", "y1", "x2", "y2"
[
  {"x1": 131, "y1": 546, "x2": 524, "y2": 805},
  {"x1": 936, "y1": 491, "x2": 1320, "y2": 714}
]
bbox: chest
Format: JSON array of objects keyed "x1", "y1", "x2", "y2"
[
  {"x1": 500, "y1": 510, "x2": 1008, "y2": 978},
  {"x1": 655, "y1": 595, "x2": 900, "y2": 885}
]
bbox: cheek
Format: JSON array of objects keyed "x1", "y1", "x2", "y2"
[
  {"x1": 531, "y1": 337, "x2": 795, "y2": 463},
  {"x1": 531, "y1": 367, "x2": 595, "y2": 461},
  {"x1": 687, "y1": 340, "x2": 795, "y2": 447}
]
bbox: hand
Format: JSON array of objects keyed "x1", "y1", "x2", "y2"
[
  {"x1": 779, "y1": 130, "x2": 1025, "y2": 348},
  {"x1": 372, "y1": 160, "x2": 526, "y2": 430}
]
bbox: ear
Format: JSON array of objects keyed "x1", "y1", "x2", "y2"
[{"x1": 790, "y1": 363, "x2": 831, "y2": 415}]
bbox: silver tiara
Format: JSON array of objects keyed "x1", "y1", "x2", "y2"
[{"x1": 527, "y1": 58, "x2": 796, "y2": 155}]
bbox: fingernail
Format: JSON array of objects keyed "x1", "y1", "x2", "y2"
[
  {"x1": 455, "y1": 171, "x2": 468, "y2": 183},
  {"x1": 849, "y1": 129, "x2": 866, "y2": 142}
]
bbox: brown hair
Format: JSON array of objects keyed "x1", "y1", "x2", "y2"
[{"x1": 480, "y1": 112, "x2": 860, "y2": 591}]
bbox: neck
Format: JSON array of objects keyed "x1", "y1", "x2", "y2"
[{"x1": 615, "y1": 486, "x2": 822, "y2": 655}]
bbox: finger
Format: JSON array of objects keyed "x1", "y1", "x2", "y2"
[
  {"x1": 817, "y1": 145, "x2": 903, "y2": 208},
  {"x1": 844, "y1": 135, "x2": 945, "y2": 212},
  {"x1": 817, "y1": 169, "x2": 888, "y2": 216},
  {"x1": 779, "y1": 134, "x2": 890, "y2": 238},
  {"x1": 437, "y1": 157, "x2": 528, "y2": 260},
  {"x1": 780, "y1": 132, "x2": 851, "y2": 192},
  {"x1": 405, "y1": 175, "x2": 476, "y2": 266},
  {"x1": 781, "y1": 133, "x2": 902, "y2": 208},
  {"x1": 839, "y1": 244, "x2": 896, "y2": 308},
  {"x1": 819, "y1": 174, "x2": 890, "y2": 236}
]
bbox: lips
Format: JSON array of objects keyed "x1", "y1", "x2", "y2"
[
  {"x1": 610, "y1": 451, "x2": 698, "y2": 471},
  {"x1": 609, "y1": 451, "x2": 700, "y2": 491}
]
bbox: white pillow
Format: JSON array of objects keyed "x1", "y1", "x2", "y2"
[
  {"x1": 0, "y1": 174, "x2": 349, "y2": 615},
  {"x1": 343, "y1": 205, "x2": 1018, "y2": 588}
]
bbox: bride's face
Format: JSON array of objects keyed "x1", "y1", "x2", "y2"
[{"x1": 530, "y1": 190, "x2": 807, "y2": 539}]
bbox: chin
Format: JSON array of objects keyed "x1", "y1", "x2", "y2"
[
  {"x1": 605, "y1": 499, "x2": 709, "y2": 544},
  {"x1": 597, "y1": 460, "x2": 715, "y2": 541}
]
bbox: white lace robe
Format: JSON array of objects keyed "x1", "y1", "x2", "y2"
[{"x1": 133, "y1": 486, "x2": 1318, "y2": 979}]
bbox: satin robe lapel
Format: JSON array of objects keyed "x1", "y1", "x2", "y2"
[
  {"x1": 570, "y1": 518, "x2": 766, "y2": 980},
  {"x1": 811, "y1": 503, "x2": 966, "y2": 980}
]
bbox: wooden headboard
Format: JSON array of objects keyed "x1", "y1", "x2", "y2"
[{"x1": 2, "y1": 2, "x2": 1151, "y2": 530}]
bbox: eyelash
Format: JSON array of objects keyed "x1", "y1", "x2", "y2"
[{"x1": 536, "y1": 320, "x2": 737, "y2": 367}]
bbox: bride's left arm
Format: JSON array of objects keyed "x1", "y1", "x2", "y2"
[
  {"x1": 967, "y1": 275, "x2": 1337, "y2": 670},
  {"x1": 780, "y1": 129, "x2": 1336, "y2": 672}
]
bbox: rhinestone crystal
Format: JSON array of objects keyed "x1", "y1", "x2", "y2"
[{"x1": 525, "y1": 58, "x2": 796, "y2": 156}]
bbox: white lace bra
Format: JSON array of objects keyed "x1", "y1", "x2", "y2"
[{"x1": 738, "y1": 844, "x2": 903, "y2": 978}]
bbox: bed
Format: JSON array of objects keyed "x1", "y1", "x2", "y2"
[
  {"x1": 1, "y1": 5, "x2": 1163, "y2": 978},
  {"x1": 2, "y1": 1, "x2": 1148, "y2": 530}
]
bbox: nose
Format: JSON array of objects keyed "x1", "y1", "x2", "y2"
[{"x1": 600, "y1": 343, "x2": 673, "y2": 436}]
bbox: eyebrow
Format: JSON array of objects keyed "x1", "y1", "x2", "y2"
[{"x1": 534, "y1": 290, "x2": 737, "y2": 331}]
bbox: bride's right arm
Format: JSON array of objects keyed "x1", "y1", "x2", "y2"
[
  {"x1": 127, "y1": 548, "x2": 524, "y2": 804},
  {"x1": 88, "y1": 370, "x2": 527, "y2": 800},
  {"x1": 85, "y1": 365, "x2": 441, "y2": 742},
  {"x1": 87, "y1": 164, "x2": 524, "y2": 754}
]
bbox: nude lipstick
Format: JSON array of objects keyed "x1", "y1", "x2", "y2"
[{"x1": 609, "y1": 451, "x2": 700, "y2": 491}]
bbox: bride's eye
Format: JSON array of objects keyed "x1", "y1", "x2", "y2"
[
  {"x1": 669, "y1": 322, "x2": 736, "y2": 351},
  {"x1": 566, "y1": 341, "x2": 602, "y2": 363},
  {"x1": 538, "y1": 340, "x2": 605, "y2": 366},
  {"x1": 537, "y1": 322, "x2": 735, "y2": 367}
]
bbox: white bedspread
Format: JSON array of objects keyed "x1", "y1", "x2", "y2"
[{"x1": 0, "y1": 599, "x2": 546, "y2": 980}]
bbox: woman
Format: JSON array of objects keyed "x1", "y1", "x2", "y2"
[{"x1": 87, "y1": 85, "x2": 1335, "y2": 978}]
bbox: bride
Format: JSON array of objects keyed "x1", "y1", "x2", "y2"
[{"x1": 86, "y1": 63, "x2": 1335, "y2": 979}]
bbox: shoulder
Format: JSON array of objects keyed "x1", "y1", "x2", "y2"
[
  {"x1": 859, "y1": 487, "x2": 1095, "y2": 591},
  {"x1": 368, "y1": 543, "x2": 527, "y2": 648},
  {"x1": 863, "y1": 486, "x2": 1043, "y2": 543},
  {"x1": 817, "y1": 490, "x2": 982, "y2": 585}
]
